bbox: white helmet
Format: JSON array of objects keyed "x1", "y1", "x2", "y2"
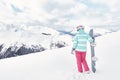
[{"x1": 76, "y1": 25, "x2": 85, "y2": 31}]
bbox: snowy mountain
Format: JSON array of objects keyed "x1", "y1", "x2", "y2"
[
  {"x1": 0, "y1": 24, "x2": 74, "y2": 59},
  {"x1": 71, "y1": 26, "x2": 112, "y2": 37},
  {"x1": 0, "y1": 23, "x2": 113, "y2": 59},
  {"x1": 0, "y1": 30, "x2": 120, "y2": 80},
  {"x1": 93, "y1": 28, "x2": 112, "y2": 37}
]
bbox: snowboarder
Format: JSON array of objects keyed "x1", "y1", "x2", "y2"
[{"x1": 71, "y1": 25, "x2": 95, "y2": 74}]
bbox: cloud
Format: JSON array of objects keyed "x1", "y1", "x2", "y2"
[
  {"x1": 69, "y1": 3, "x2": 88, "y2": 14},
  {"x1": 52, "y1": 0, "x2": 75, "y2": 5},
  {"x1": 11, "y1": 4, "x2": 23, "y2": 13},
  {"x1": 91, "y1": 0, "x2": 119, "y2": 7},
  {"x1": 90, "y1": 0, "x2": 120, "y2": 20},
  {"x1": 0, "y1": 0, "x2": 120, "y2": 30},
  {"x1": 0, "y1": 0, "x2": 49, "y2": 23}
]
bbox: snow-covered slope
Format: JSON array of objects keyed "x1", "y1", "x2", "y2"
[
  {"x1": 0, "y1": 25, "x2": 73, "y2": 59},
  {"x1": 71, "y1": 26, "x2": 112, "y2": 37},
  {"x1": 94, "y1": 28, "x2": 112, "y2": 36},
  {"x1": 0, "y1": 30, "x2": 120, "y2": 80},
  {"x1": 95, "y1": 30, "x2": 120, "y2": 80},
  {"x1": 0, "y1": 47, "x2": 75, "y2": 80}
]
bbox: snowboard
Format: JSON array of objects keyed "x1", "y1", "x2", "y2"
[{"x1": 89, "y1": 29, "x2": 96, "y2": 73}]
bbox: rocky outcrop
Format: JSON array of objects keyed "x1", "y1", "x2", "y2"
[{"x1": 0, "y1": 43, "x2": 45, "y2": 59}]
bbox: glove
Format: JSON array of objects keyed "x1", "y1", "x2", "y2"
[{"x1": 71, "y1": 48, "x2": 75, "y2": 54}]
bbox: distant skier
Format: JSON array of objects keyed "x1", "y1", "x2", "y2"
[{"x1": 71, "y1": 25, "x2": 95, "y2": 74}]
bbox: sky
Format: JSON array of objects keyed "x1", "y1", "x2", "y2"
[{"x1": 0, "y1": 0, "x2": 120, "y2": 30}]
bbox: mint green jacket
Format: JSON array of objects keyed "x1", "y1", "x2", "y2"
[{"x1": 73, "y1": 29, "x2": 93, "y2": 52}]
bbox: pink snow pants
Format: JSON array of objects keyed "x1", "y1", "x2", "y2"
[{"x1": 75, "y1": 51, "x2": 89, "y2": 73}]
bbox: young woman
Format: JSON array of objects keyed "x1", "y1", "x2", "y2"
[{"x1": 72, "y1": 25, "x2": 94, "y2": 74}]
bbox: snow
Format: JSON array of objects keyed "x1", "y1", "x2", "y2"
[
  {"x1": 0, "y1": 29, "x2": 120, "y2": 80},
  {"x1": 94, "y1": 28, "x2": 112, "y2": 35},
  {"x1": 0, "y1": 26, "x2": 60, "y2": 49},
  {"x1": 71, "y1": 26, "x2": 111, "y2": 37},
  {"x1": 94, "y1": 31, "x2": 120, "y2": 80},
  {"x1": 0, "y1": 47, "x2": 75, "y2": 80}
]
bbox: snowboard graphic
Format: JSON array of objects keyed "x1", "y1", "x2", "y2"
[{"x1": 89, "y1": 29, "x2": 96, "y2": 73}]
